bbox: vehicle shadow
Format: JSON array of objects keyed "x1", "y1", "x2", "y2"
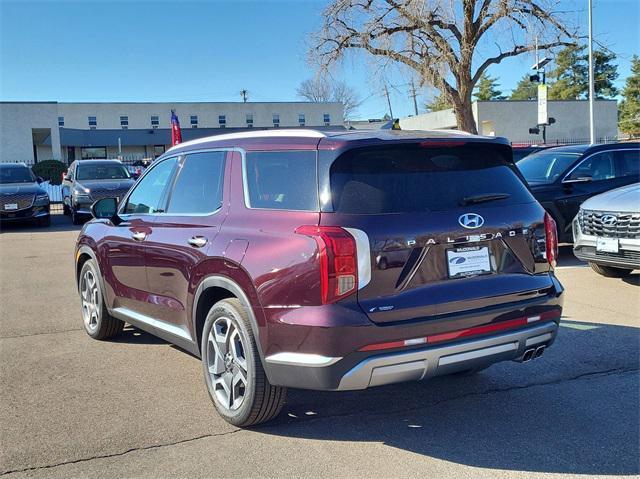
[
  {"x1": 557, "y1": 244, "x2": 585, "y2": 267},
  {"x1": 255, "y1": 321, "x2": 639, "y2": 476},
  {"x1": 111, "y1": 326, "x2": 167, "y2": 346}
]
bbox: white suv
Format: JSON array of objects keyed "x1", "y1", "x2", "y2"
[{"x1": 573, "y1": 183, "x2": 640, "y2": 277}]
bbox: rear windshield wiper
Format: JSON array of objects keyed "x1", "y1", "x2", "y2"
[{"x1": 460, "y1": 193, "x2": 511, "y2": 206}]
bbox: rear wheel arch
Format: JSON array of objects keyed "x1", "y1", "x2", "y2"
[{"x1": 192, "y1": 275, "x2": 264, "y2": 360}]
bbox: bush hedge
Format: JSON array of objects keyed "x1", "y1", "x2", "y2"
[{"x1": 32, "y1": 160, "x2": 67, "y2": 185}]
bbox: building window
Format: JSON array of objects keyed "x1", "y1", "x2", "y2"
[
  {"x1": 88, "y1": 116, "x2": 97, "y2": 129},
  {"x1": 218, "y1": 115, "x2": 226, "y2": 128},
  {"x1": 58, "y1": 116, "x2": 64, "y2": 127},
  {"x1": 323, "y1": 113, "x2": 331, "y2": 126},
  {"x1": 153, "y1": 145, "x2": 165, "y2": 158},
  {"x1": 298, "y1": 113, "x2": 305, "y2": 126},
  {"x1": 272, "y1": 114, "x2": 280, "y2": 127},
  {"x1": 151, "y1": 115, "x2": 159, "y2": 128},
  {"x1": 81, "y1": 147, "x2": 107, "y2": 159},
  {"x1": 120, "y1": 116, "x2": 129, "y2": 129},
  {"x1": 246, "y1": 113, "x2": 253, "y2": 127},
  {"x1": 190, "y1": 115, "x2": 198, "y2": 128}
]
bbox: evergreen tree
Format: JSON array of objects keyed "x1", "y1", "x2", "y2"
[
  {"x1": 619, "y1": 55, "x2": 640, "y2": 136},
  {"x1": 510, "y1": 74, "x2": 538, "y2": 100},
  {"x1": 473, "y1": 73, "x2": 505, "y2": 100},
  {"x1": 548, "y1": 45, "x2": 618, "y2": 99},
  {"x1": 425, "y1": 93, "x2": 452, "y2": 112}
]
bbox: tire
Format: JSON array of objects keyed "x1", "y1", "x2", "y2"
[
  {"x1": 71, "y1": 207, "x2": 83, "y2": 225},
  {"x1": 38, "y1": 215, "x2": 51, "y2": 227},
  {"x1": 589, "y1": 262, "x2": 633, "y2": 278},
  {"x1": 78, "y1": 259, "x2": 123, "y2": 339},
  {"x1": 63, "y1": 199, "x2": 70, "y2": 216},
  {"x1": 379, "y1": 258, "x2": 388, "y2": 270},
  {"x1": 201, "y1": 298, "x2": 286, "y2": 427}
]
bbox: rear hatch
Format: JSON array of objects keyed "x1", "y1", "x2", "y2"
[{"x1": 319, "y1": 140, "x2": 554, "y2": 324}]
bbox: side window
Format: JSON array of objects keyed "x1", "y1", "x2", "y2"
[
  {"x1": 124, "y1": 158, "x2": 177, "y2": 214},
  {"x1": 614, "y1": 149, "x2": 640, "y2": 178},
  {"x1": 166, "y1": 151, "x2": 226, "y2": 214},
  {"x1": 244, "y1": 151, "x2": 318, "y2": 211},
  {"x1": 569, "y1": 152, "x2": 616, "y2": 182}
]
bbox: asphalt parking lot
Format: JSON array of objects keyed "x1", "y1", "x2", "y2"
[{"x1": 1, "y1": 215, "x2": 638, "y2": 478}]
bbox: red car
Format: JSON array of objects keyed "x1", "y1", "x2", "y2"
[{"x1": 75, "y1": 129, "x2": 563, "y2": 426}]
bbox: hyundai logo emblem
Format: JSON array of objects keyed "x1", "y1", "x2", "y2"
[
  {"x1": 601, "y1": 214, "x2": 617, "y2": 226},
  {"x1": 458, "y1": 213, "x2": 485, "y2": 229}
]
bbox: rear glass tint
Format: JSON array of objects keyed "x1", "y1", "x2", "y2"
[
  {"x1": 329, "y1": 143, "x2": 533, "y2": 214},
  {"x1": 244, "y1": 151, "x2": 318, "y2": 211}
]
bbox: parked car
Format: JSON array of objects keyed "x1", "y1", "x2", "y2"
[
  {"x1": 75, "y1": 129, "x2": 564, "y2": 427},
  {"x1": 511, "y1": 144, "x2": 554, "y2": 163},
  {"x1": 573, "y1": 183, "x2": 640, "y2": 277},
  {"x1": 517, "y1": 143, "x2": 640, "y2": 242},
  {"x1": 62, "y1": 159, "x2": 135, "y2": 224},
  {"x1": 0, "y1": 163, "x2": 50, "y2": 227}
]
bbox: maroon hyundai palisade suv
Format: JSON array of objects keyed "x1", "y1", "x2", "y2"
[{"x1": 75, "y1": 129, "x2": 564, "y2": 426}]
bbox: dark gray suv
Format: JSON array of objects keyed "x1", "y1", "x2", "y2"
[{"x1": 62, "y1": 160, "x2": 135, "y2": 224}]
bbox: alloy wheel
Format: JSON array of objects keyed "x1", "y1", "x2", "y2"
[
  {"x1": 206, "y1": 316, "x2": 249, "y2": 411},
  {"x1": 80, "y1": 269, "x2": 100, "y2": 331}
]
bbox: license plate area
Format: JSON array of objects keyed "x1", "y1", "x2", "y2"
[
  {"x1": 596, "y1": 237, "x2": 619, "y2": 253},
  {"x1": 4, "y1": 203, "x2": 18, "y2": 211},
  {"x1": 447, "y1": 246, "x2": 492, "y2": 278}
]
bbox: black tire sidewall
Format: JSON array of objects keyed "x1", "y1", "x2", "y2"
[
  {"x1": 201, "y1": 300, "x2": 258, "y2": 425},
  {"x1": 79, "y1": 260, "x2": 106, "y2": 338}
]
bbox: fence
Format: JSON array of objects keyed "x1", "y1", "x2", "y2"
[{"x1": 510, "y1": 137, "x2": 620, "y2": 147}]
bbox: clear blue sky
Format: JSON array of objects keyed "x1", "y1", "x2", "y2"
[{"x1": 1, "y1": 0, "x2": 638, "y2": 119}]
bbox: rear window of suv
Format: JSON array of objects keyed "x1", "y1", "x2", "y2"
[
  {"x1": 329, "y1": 143, "x2": 534, "y2": 214},
  {"x1": 244, "y1": 151, "x2": 318, "y2": 211}
]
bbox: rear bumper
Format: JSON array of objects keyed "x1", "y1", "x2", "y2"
[
  {"x1": 265, "y1": 321, "x2": 558, "y2": 390},
  {"x1": 572, "y1": 218, "x2": 640, "y2": 269}
]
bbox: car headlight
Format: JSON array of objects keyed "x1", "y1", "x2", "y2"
[
  {"x1": 74, "y1": 194, "x2": 92, "y2": 203},
  {"x1": 34, "y1": 193, "x2": 49, "y2": 206}
]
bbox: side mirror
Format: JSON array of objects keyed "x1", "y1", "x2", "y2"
[
  {"x1": 36, "y1": 176, "x2": 44, "y2": 184},
  {"x1": 563, "y1": 176, "x2": 592, "y2": 184},
  {"x1": 91, "y1": 197, "x2": 118, "y2": 220}
]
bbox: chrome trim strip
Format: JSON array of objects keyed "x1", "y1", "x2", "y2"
[
  {"x1": 525, "y1": 332, "x2": 553, "y2": 347},
  {"x1": 344, "y1": 227, "x2": 372, "y2": 289},
  {"x1": 438, "y1": 342, "x2": 517, "y2": 366},
  {"x1": 111, "y1": 307, "x2": 192, "y2": 341},
  {"x1": 265, "y1": 352, "x2": 342, "y2": 367}
]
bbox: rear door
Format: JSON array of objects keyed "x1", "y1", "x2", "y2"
[{"x1": 319, "y1": 141, "x2": 553, "y2": 324}]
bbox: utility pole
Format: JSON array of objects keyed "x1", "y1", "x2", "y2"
[
  {"x1": 409, "y1": 80, "x2": 419, "y2": 116},
  {"x1": 588, "y1": 0, "x2": 595, "y2": 144},
  {"x1": 240, "y1": 89, "x2": 249, "y2": 103},
  {"x1": 383, "y1": 83, "x2": 394, "y2": 119}
]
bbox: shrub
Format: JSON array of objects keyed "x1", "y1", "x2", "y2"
[{"x1": 32, "y1": 160, "x2": 67, "y2": 185}]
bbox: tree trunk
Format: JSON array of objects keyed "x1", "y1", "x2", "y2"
[{"x1": 453, "y1": 99, "x2": 478, "y2": 134}]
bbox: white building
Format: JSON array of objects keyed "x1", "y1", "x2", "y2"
[
  {"x1": 0, "y1": 101, "x2": 344, "y2": 165},
  {"x1": 399, "y1": 100, "x2": 618, "y2": 144}
]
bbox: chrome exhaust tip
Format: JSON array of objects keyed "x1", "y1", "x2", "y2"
[
  {"x1": 534, "y1": 345, "x2": 545, "y2": 359},
  {"x1": 522, "y1": 348, "x2": 535, "y2": 362}
]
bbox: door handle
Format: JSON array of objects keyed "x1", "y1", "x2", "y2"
[
  {"x1": 131, "y1": 231, "x2": 147, "y2": 241},
  {"x1": 188, "y1": 236, "x2": 208, "y2": 248}
]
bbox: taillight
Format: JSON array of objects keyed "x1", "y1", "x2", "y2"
[
  {"x1": 295, "y1": 226, "x2": 358, "y2": 304},
  {"x1": 544, "y1": 212, "x2": 558, "y2": 267}
]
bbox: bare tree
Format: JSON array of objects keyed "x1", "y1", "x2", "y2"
[
  {"x1": 297, "y1": 77, "x2": 362, "y2": 119},
  {"x1": 313, "y1": 0, "x2": 577, "y2": 133}
]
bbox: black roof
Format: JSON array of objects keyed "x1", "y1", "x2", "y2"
[{"x1": 539, "y1": 142, "x2": 640, "y2": 155}]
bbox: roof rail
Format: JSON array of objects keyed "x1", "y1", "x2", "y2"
[{"x1": 167, "y1": 129, "x2": 327, "y2": 152}]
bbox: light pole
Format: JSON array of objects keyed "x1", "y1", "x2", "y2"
[{"x1": 588, "y1": 0, "x2": 595, "y2": 144}]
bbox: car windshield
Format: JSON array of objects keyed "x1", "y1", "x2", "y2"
[
  {"x1": 76, "y1": 163, "x2": 131, "y2": 180},
  {"x1": 0, "y1": 166, "x2": 36, "y2": 184},
  {"x1": 517, "y1": 151, "x2": 581, "y2": 184}
]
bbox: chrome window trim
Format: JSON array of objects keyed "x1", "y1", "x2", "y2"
[
  {"x1": 240, "y1": 148, "x2": 321, "y2": 212},
  {"x1": 561, "y1": 148, "x2": 639, "y2": 184}
]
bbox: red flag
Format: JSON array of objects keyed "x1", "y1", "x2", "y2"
[{"x1": 170, "y1": 109, "x2": 182, "y2": 146}]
